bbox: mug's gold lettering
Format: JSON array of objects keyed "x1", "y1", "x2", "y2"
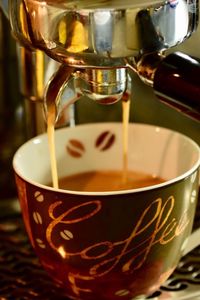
[{"x1": 45, "y1": 195, "x2": 190, "y2": 295}]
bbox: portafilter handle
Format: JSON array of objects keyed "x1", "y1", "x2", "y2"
[{"x1": 153, "y1": 51, "x2": 200, "y2": 121}]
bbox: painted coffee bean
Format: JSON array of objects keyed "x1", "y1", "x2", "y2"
[
  {"x1": 36, "y1": 238, "x2": 46, "y2": 249},
  {"x1": 191, "y1": 190, "x2": 197, "y2": 203},
  {"x1": 60, "y1": 230, "x2": 74, "y2": 241},
  {"x1": 34, "y1": 191, "x2": 44, "y2": 202},
  {"x1": 33, "y1": 211, "x2": 43, "y2": 225},
  {"x1": 66, "y1": 139, "x2": 85, "y2": 158},
  {"x1": 95, "y1": 131, "x2": 115, "y2": 151},
  {"x1": 115, "y1": 290, "x2": 130, "y2": 297}
]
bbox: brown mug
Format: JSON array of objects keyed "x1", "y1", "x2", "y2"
[{"x1": 13, "y1": 122, "x2": 200, "y2": 300}]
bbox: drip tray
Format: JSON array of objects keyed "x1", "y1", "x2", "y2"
[{"x1": 1, "y1": 198, "x2": 200, "y2": 300}]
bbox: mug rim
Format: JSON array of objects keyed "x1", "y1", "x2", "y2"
[{"x1": 13, "y1": 122, "x2": 200, "y2": 196}]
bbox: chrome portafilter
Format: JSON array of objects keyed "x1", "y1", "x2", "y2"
[
  {"x1": 44, "y1": 66, "x2": 129, "y2": 123},
  {"x1": 5, "y1": 0, "x2": 200, "y2": 123}
]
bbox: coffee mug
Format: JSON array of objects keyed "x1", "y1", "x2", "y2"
[{"x1": 13, "y1": 123, "x2": 200, "y2": 300}]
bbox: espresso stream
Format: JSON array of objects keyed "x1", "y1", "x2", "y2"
[
  {"x1": 47, "y1": 99, "x2": 164, "y2": 192},
  {"x1": 47, "y1": 103, "x2": 59, "y2": 189},
  {"x1": 122, "y1": 96, "x2": 130, "y2": 184}
]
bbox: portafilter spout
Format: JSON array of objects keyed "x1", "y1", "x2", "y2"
[{"x1": 44, "y1": 66, "x2": 129, "y2": 123}]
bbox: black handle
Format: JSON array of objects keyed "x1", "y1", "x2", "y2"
[{"x1": 153, "y1": 51, "x2": 200, "y2": 121}]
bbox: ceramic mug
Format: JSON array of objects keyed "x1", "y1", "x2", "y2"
[{"x1": 13, "y1": 123, "x2": 200, "y2": 300}]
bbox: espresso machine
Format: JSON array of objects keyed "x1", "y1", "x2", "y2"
[
  {"x1": 1, "y1": 1, "x2": 200, "y2": 299},
  {"x1": 2, "y1": 0, "x2": 200, "y2": 131}
]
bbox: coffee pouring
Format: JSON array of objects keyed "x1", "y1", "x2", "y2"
[{"x1": 1, "y1": 0, "x2": 200, "y2": 125}]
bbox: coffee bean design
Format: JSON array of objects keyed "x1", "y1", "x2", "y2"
[
  {"x1": 36, "y1": 238, "x2": 46, "y2": 249},
  {"x1": 115, "y1": 290, "x2": 130, "y2": 297},
  {"x1": 34, "y1": 191, "x2": 44, "y2": 202},
  {"x1": 66, "y1": 139, "x2": 85, "y2": 158},
  {"x1": 95, "y1": 131, "x2": 115, "y2": 151},
  {"x1": 33, "y1": 211, "x2": 43, "y2": 225},
  {"x1": 191, "y1": 190, "x2": 197, "y2": 203},
  {"x1": 60, "y1": 230, "x2": 74, "y2": 241}
]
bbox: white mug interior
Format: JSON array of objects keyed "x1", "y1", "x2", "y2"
[{"x1": 13, "y1": 122, "x2": 200, "y2": 195}]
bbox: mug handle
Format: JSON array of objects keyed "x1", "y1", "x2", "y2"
[{"x1": 182, "y1": 227, "x2": 200, "y2": 257}]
